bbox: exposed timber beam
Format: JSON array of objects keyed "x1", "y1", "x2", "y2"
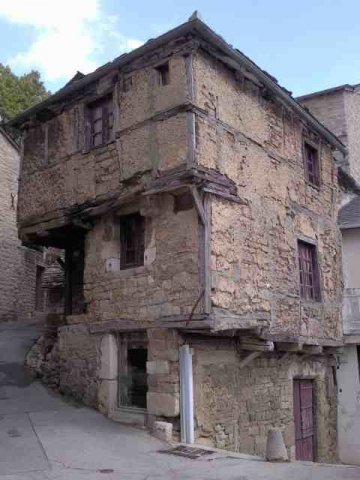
[{"x1": 239, "y1": 351, "x2": 261, "y2": 369}]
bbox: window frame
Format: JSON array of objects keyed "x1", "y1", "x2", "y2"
[
  {"x1": 119, "y1": 213, "x2": 145, "y2": 270},
  {"x1": 303, "y1": 138, "x2": 321, "y2": 188},
  {"x1": 297, "y1": 239, "x2": 322, "y2": 302},
  {"x1": 155, "y1": 62, "x2": 170, "y2": 86},
  {"x1": 86, "y1": 94, "x2": 114, "y2": 150}
]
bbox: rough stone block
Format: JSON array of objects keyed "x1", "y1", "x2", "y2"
[
  {"x1": 152, "y1": 421, "x2": 173, "y2": 442},
  {"x1": 146, "y1": 360, "x2": 170, "y2": 375},
  {"x1": 147, "y1": 392, "x2": 179, "y2": 417}
]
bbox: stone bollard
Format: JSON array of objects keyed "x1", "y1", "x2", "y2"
[
  {"x1": 152, "y1": 421, "x2": 173, "y2": 443},
  {"x1": 266, "y1": 429, "x2": 289, "y2": 462}
]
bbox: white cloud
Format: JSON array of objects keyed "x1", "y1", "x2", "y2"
[{"x1": 0, "y1": 0, "x2": 143, "y2": 84}]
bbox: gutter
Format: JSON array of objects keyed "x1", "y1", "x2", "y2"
[{"x1": 6, "y1": 19, "x2": 347, "y2": 155}]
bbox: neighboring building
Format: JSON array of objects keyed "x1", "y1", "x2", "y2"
[
  {"x1": 299, "y1": 85, "x2": 360, "y2": 465},
  {"x1": 10, "y1": 17, "x2": 346, "y2": 462},
  {"x1": 0, "y1": 127, "x2": 45, "y2": 321},
  {"x1": 298, "y1": 84, "x2": 360, "y2": 184}
]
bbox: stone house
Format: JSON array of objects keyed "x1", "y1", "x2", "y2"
[
  {"x1": 299, "y1": 85, "x2": 360, "y2": 465},
  {"x1": 10, "y1": 17, "x2": 346, "y2": 462},
  {"x1": 0, "y1": 126, "x2": 47, "y2": 321}
]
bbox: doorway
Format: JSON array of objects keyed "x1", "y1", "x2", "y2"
[
  {"x1": 118, "y1": 333, "x2": 148, "y2": 409},
  {"x1": 293, "y1": 379, "x2": 315, "y2": 461}
]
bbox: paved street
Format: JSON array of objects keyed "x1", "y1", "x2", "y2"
[{"x1": 0, "y1": 320, "x2": 359, "y2": 480}]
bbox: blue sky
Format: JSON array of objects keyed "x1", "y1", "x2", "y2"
[{"x1": 0, "y1": 0, "x2": 359, "y2": 96}]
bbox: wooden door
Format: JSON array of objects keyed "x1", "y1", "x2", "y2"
[{"x1": 293, "y1": 379, "x2": 315, "y2": 461}]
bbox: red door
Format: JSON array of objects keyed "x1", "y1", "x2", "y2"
[{"x1": 293, "y1": 379, "x2": 315, "y2": 461}]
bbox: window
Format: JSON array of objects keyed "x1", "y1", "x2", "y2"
[
  {"x1": 303, "y1": 141, "x2": 320, "y2": 187},
  {"x1": 120, "y1": 213, "x2": 145, "y2": 269},
  {"x1": 88, "y1": 95, "x2": 114, "y2": 148},
  {"x1": 298, "y1": 240, "x2": 321, "y2": 302},
  {"x1": 156, "y1": 62, "x2": 170, "y2": 86}
]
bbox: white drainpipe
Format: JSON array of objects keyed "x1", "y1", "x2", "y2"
[{"x1": 180, "y1": 344, "x2": 194, "y2": 444}]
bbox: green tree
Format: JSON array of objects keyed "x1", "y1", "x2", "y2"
[{"x1": 0, "y1": 65, "x2": 50, "y2": 122}]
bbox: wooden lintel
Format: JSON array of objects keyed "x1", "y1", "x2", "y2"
[
  {"x1": 72, "y1": 218, "x2": 93, "y2": 230},
  {"x1": 323, "y1": 346, "x2": 344, "y2": 354},
  {"x1": 276, "y1": 342, "x2": 303, "y2": 352},
  {"x1": 302, "y1": 345, "x2": 323, "y2": 355},
  {"x1": 88, "y1": 320, "x2": 149, "y2": 334},
  {"x1": 239, "y1": 351, "x2": 261, "y2": 369},
  {"x1": 239, "y1": 338, "x2": 274, "y2": 352},
  {"x1": 190, "y1": 186, "x2": 206, "y2": 224}
]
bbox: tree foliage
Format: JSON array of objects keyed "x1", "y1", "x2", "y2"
[{"x1": 0, "y1": 64, "x2": 50, "y2": 122}]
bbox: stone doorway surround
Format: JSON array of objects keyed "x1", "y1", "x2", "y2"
[{"x1": 98, "y1": 333, "x2": 148, "y2": 426}]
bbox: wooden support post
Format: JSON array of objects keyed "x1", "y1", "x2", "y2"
[
  {"x1": 239, "y1": 351, "x2": 261, "y2": 369},
  {"x1": 190, "y1": 186, "x2": 206, "y2": 224}
]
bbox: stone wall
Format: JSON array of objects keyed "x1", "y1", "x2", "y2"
[
  {"x1": 83, "y1": 194, "x2": 200, "y2": 322},
  {"x1": 192, "y1": 338, "x2": 337, "y2": 462},
  {"x1": 192, "y1": 50, "x2": 343, "y2": 341},
  {"x1": 0, "y1": 130, "x2": 44, "y2": 321}
]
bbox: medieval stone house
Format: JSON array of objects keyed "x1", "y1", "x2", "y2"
[
  {"x1": 299, "y1": 85, "x2": 360, "y2": 465},
  {"x1": 10, "y1": 18, "x2": 346, "y2": 462}
]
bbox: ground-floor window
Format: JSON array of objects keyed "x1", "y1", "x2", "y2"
[
  {"x1": 293, "y1": 379, "x2": 315, "y2": 461},
  {"x1": 118, "y1": 332, "x2": 148, "y2": 409}
]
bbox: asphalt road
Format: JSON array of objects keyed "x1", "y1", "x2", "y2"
[{"x1": 0, "y1": 320, "x2": 359, "y2": 480}]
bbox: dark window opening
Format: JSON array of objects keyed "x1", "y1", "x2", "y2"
[
  {"x1": 120, "y1": 213, "x2": 145, "y2": 269},
  {"x1": 298, "y1": 240, "x2": 321, "y2": 302},
  {"x1": 357, "y1": 346, "x2": 360, "y2": 383},
  {"x1": 123, "y1": 76, "x2": 133, "y2": 92},
  {"x1": 87, "y1": 95, "x2": 114, "y2": 148},
  {"x1": 173, "y1": 191, "x2": 194, "y2": 213},
  {"x1": 156, "y1": 62, "x2": 170, "y2": 86},
  {"x1": 118, "y1": 333, "x2": 148, "y2": 409},
  {"x1": 304, "y1": 141, "x2": 320, "y2": 187},
  {"x1": 35, "y1": 266, "x2": 45, "y2": 311}
]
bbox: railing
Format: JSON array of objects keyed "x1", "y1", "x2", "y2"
[{"x1": 343, "y1": 288, "x2": 360, "y2": 335}]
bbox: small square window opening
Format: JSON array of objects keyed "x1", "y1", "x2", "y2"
[{"x1": 156, "y1": 62, "x2": 170, "y2": 86}]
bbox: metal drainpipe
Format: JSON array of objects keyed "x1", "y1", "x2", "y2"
[{"x1": 180, "y1": 344, "x2": 194, "y2": 444}]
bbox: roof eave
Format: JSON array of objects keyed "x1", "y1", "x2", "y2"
[{"x1": 7, "y1": 18, "x2": 347, "y2": 153}]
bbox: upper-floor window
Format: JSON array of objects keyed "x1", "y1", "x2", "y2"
[
  {"x1": 120, "y1": 213, "x2": 145, "y2": 269},
  {"x1": 303, "y1": 140, "x2": 320, "y2": 187},
  {"x1": 156, "y1": 62, "x2": 170, "y2": 86},
  {"x1": 298, "y1": 240, "x2": 321, "y2": 302},
  {"x1": 88, "y1": 95, "x2": 113, "y2": 148}
]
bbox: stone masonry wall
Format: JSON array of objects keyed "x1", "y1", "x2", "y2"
[
  {"x1": 83, "y1": 194, "x2": 200, "y2": 322},
  {"x1": 0, "y1": 131, "x2": 43, "y2": 321},
  {"x1": 193, "y1": 50, "x2": 343, "y2": 341},
  {"x1": 192, "y1": 338, "x2": 337, "y2": 462}
]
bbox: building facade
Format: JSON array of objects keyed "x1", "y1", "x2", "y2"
[
  {"x1": 299, "y1": 85, "x2": 360, "y2": 465},
  {"x1": 11, "y1": 18, "x2": 346, "y2": 462}
]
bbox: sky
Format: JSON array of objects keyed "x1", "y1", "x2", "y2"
[{"x1": 0, "y1": 0, "x2": 359, "y2": 96}]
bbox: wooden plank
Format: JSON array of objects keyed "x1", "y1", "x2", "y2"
[
  {"x1": 204, "y1": 193, "x2": 212, "y2": 314},
  {"x1": 239, "y1": 351, "x2": 260, "y2": 369},
  {"x1": 190, "y1": 186, "x2": 206, "y2": 224},
  {"x1": 276, "y1": 342, "x2": 303, "y2": 352},
  {"x1": 302, "y1": 345, "x2": 323, "y2": 355}
]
